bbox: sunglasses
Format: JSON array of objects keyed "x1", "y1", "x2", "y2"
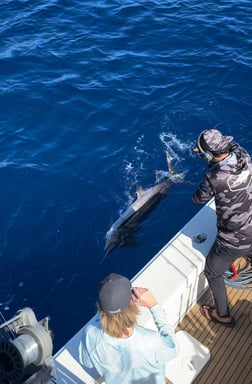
[{"x1": 131, "y1": 288, "x2": 139, "y2": 300}]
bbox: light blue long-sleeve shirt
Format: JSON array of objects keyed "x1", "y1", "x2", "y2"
[{"x1": 79, "y1": 304, "x2": 178, "y2": 384}]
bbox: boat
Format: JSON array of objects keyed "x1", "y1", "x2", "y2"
[{"x1": 0, "y1": 199, "x2": 251, "y2": 383}]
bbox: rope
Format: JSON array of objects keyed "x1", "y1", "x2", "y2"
[{"x1": 224, "y1": 255, "x2": 252, "y2": 290}]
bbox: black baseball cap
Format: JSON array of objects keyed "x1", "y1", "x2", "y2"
[{"x1": 98, "y1": 273, "x2": 132, "y2": 313}]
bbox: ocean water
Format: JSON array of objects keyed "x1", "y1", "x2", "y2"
[{"x1": 0, "y1": 0, "x2": 251, "y2": 352}]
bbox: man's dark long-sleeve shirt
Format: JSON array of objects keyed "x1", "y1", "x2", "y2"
[{"x1": 193, "y1": 142, "x2": 252, "y2": 249}]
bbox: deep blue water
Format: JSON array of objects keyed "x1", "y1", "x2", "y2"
[{"x1": 0, "y1": 0, "x2": 251, "y2": 352}]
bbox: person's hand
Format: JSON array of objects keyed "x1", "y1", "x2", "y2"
[{"x1": 131, "y1": 287, "x2": 158, "y2": 308}]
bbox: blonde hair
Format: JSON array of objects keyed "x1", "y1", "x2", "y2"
[{"x1": 99, "y1": 300, "x2": 140, "y2": 338}]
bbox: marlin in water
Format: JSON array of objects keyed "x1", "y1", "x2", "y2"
[{"x1": 104, "y1": 152, "x2": 187, "y2": 255}]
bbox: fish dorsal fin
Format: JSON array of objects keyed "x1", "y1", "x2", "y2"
[{"x1": 136, "y1": 183, "x2": 145, "y2": 198}]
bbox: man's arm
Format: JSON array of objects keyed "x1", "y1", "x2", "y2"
[
  {"x1": 192, "y1": 175, "x2": 214, "y2": 204},
  {"x1": 132, "y1": 287, "x2": 178, "y2": 354}
]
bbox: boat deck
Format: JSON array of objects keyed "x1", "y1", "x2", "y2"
[{"x1": 168, "y1": 286, "x2": 252, "y2": 384}]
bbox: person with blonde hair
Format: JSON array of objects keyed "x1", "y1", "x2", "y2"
[{"x1": 79, "y1": 273, "x2": 178, "y2": 384}]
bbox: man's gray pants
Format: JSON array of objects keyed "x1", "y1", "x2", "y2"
[{"x1": 204, "y1": 238, "x2": 251, "y2": 317}]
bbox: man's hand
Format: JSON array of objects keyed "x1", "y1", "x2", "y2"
[{"x1": 131, "y1": 287, "x2": 158, "y2": 308}]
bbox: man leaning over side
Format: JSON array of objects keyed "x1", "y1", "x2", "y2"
[{"x1": 193, "y1": 129, "x2": 252, "y2": 327}]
